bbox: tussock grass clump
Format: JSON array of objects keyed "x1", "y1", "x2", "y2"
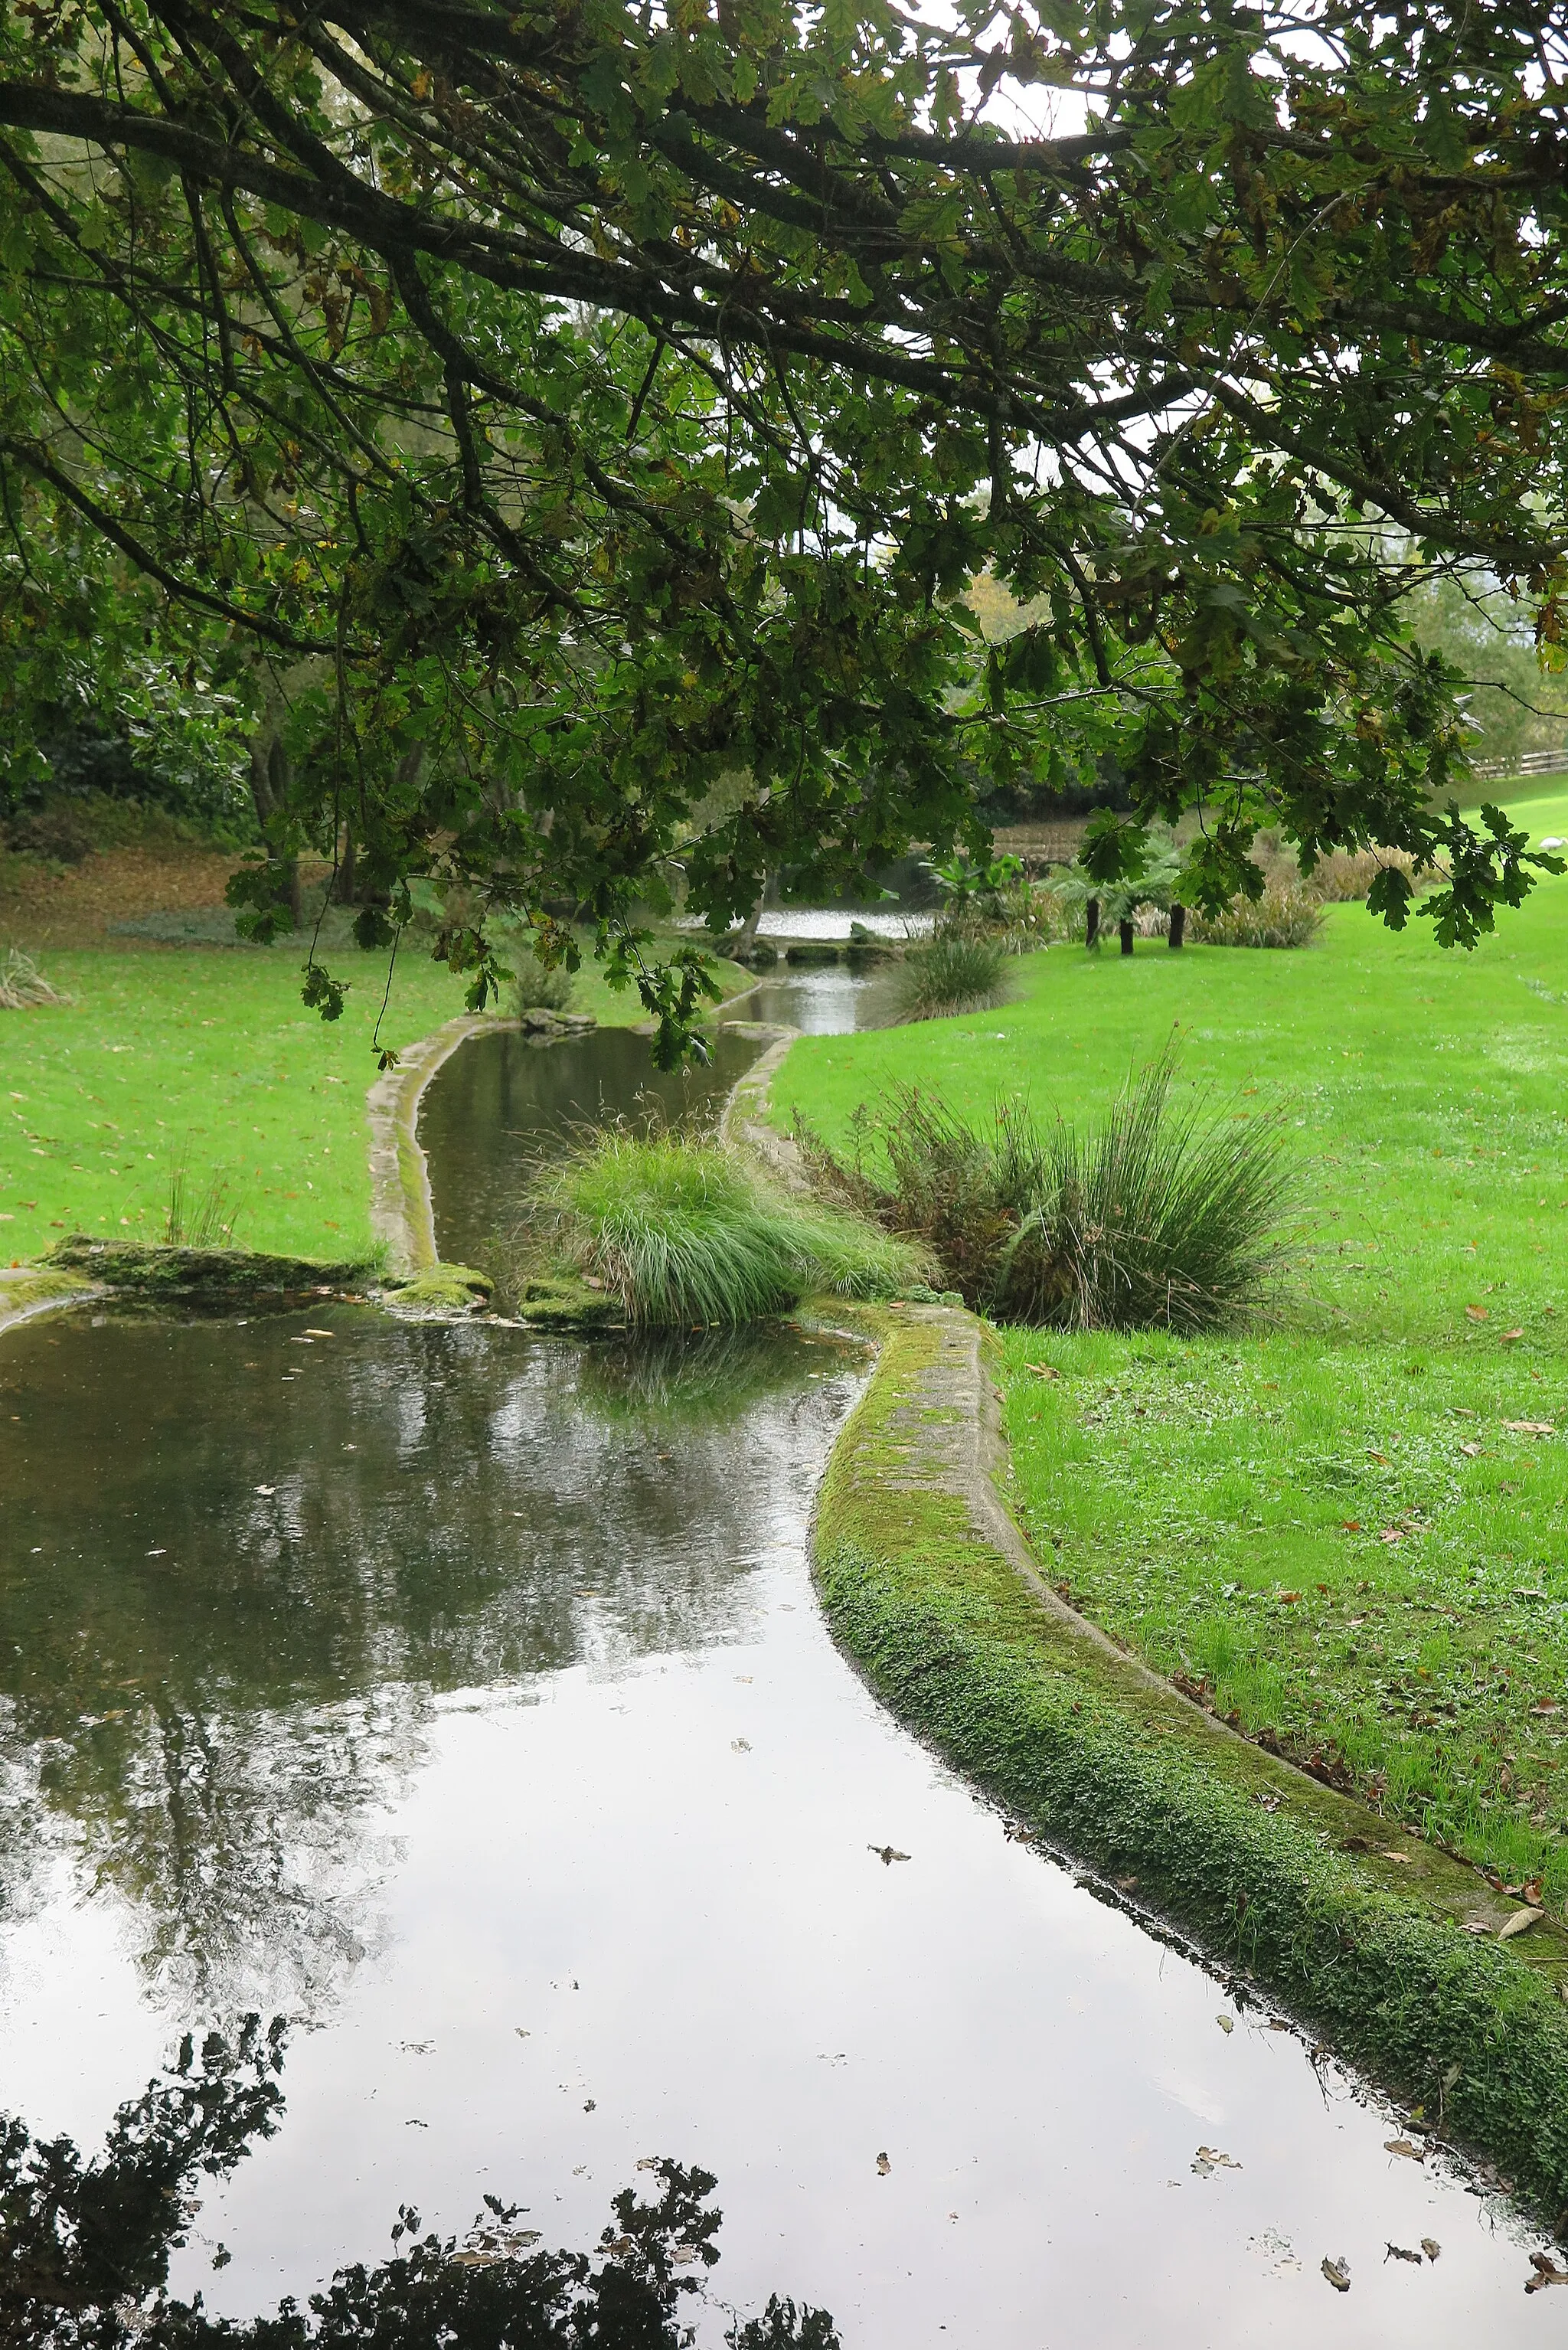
[
  {"x1": 0, "y1": 947, "x2": 73, "y2": 1008},
  {"x1": 797, "y1": 1052, "x2": 1292, "y2": 1332},
  {"x1": 1189, "y1": 883, "x2": 1323, "y2": 949},
  {"x1": 894, "y1": 934, "x2": 1013, "y2": 1021},
  {"x1": 1305, "y1": 845, "x2": 1435, "y2": 904},
  {"x1": 515, "y1": 1126, "x2": 926, "y2": 1325},
  {"x1": 511, "y1": 945, "x2": 575, "y2": 1014}
]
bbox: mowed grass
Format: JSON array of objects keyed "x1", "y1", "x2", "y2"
[
  {"x1": 773, "y1": 843, "x2": 1568, "y2": 1904},
  {"x1": 2, "y1": 938, "x2": 743, "y2": 1266}
]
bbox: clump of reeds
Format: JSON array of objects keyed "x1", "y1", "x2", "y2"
[
  {"x1": 1188, "y1": 884, "x2": 1324, "y2": 949},
  {"x1": 893, "y1": 934, "x2": 1013, "y2": 1022},
  {"x1": 795, "y1": 1050, "x2": 1293, "y2": 1332},
  {"x1": 1305, "y1": 846, "x2": 1436, "y2": 904},
  {"x1": 511, "y1": 1124, "x2": 927, "y2": 1325},
  {"x1": 0, "y1": 947, "x2": 74, "y2": 1008},
  {"x1": 511, "y1": 945, "x2": 575, "y2": 1015}
]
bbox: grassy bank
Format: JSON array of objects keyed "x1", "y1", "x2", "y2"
[
  {"x1": 776, "y1": 868, "x2": 1568, "y2": 1909},
  {"x1": 2, "y1": 940, "x2": 750, "y2": 1267}
]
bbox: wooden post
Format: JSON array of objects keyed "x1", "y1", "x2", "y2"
[
  {"x1": 1168, "y1": 901, "x2": 1186, "y2": 949},
  {"x1": 1085, "y1": 895, "x2": 1100, "y2": 949},
  {"x1": 1119, "y1": 918, "x2": 1135, "y2": 956}
]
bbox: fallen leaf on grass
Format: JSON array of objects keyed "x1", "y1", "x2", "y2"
[
  {"x1": 1321, "y1": 2257, "x2": 1351, "y2": 2293},
  {"x1": 1501, "y1": 1329, "x2": 1526, "y2": 1345},
  {"x1": 1027, "y1": 1363, "x2": 1060, "y2": 1381},
  {"x1": 1384, "y1": 2139, "x2": 1424, "y2": 2162},
  {"x1": 1341, "y1": 1518, "x2": 1363, "y2": 1531},
  {"x1": 1460, "y1": 1442, "x2": 1483, "y2": 1457},
  {"x1": 1503, "y1": 1420, "x2": 1555, "y2": 1436},
  {"x1": 875, "y1": 2152, "x2": 890, "y2": 2175},
  {"x1": 1191, "y1": 2146, "x2": 1242, "y2": 2178},
  {"x1": 1422, "y1": 2240, "x2": 1442, "y2": 2262},
  {"x1": 1498, "y1": 1909, "x2": 1540, "y2": 1940},
  {"x1": 1527, "y1": 2253, "x2": 1568, "y2": 2293},
  {"x1": 868, "y1": 1844, "x2": 910, "y2": 1865},
  {"x1": 1530, "y1": 1701, "x2": 1561, "y2": 1716},
  {"x1": 1385, "y1": 2244, "x2": 1423, "y2": 2265},
  {"x1": 1379, "y1": 1528, "x2": 1404, "y2": 1544},
  {"x1": 1465, "y1": 1306, "x2": 1490, "y2": 1322},
  {"x1": 1383, "y1": 1851, "x2": 1411, "y2": 1864}
]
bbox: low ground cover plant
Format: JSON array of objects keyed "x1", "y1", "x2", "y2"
[
  {"x1": 772, "y1": 872, "x2": 1568, "y2": 1904},
  {"x1": 893, "y1": 933, "x2": 1013, "y2": 1021},
  {"x1": 797, "y1": 1052, "x2": 1292, "y2": 1331},
  {"x1": 511, "y1": 1125, "x2": 925, "y2": 1325},
  {"x1": 1188, "y1": 881, "x2": 1324, "y2": 949}
]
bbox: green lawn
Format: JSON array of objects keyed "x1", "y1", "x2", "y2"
[
  {"x1": 774, "y1": 868, "x2": 1568, "y2": 1907},
  {"x1": 2, "y1": 938, "x2": 744, "y2": 1267}
]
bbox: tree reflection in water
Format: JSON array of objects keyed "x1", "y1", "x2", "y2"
[
  {"x1": 2, "y1": 2021, "x2": 838, "y2": 2350},
  {"x1": 0, "y1": 1311, "x2": 858, "y2": 2017}
]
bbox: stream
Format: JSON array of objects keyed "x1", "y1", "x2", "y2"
[{"x1": 0, "y1": 1004, "x2": 1558, "y2": 2343}]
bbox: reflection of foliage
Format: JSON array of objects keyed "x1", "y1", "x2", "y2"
[
  {"x1": 2, "y1": 2017, "x2": 286, "y2": 2340},
  {"x1": 575, "y1": 1323, "x2": 858, "y2": 1427},
  {"x1": 3, "y1": 2036, "x2": 835, "y2": 2350}
]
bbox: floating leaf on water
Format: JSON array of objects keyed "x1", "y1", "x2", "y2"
[
  {"x1": 254, "y1": 1486, "x2": 276, "y2": 1496},
  {"x1": 731, "y1": 1738, "x2": 751, "y2": 1752},
  {"x1": 1384, "y1": 2139, "x2": 1424, "y2": 2162},
  {"x1": 1385, "y1": 2244, "x2": 1423, "y2": 2265},
  {"x1": 875, "y1": 2152, "x2": 890, "y2": 2175},
  {"x1": 1216, "y1": 2015, "x2": 1234, "y2": 2034},
  {"x1": 1321, "y1": 2257, "x2": 1351, "y2": 2293},
  {"x1": 868, "y1": 1844, "x2": 910, "y2": 1864},
  {"x1": 1422, "y1": 2240, "x2": 1442, "y2": 2262},
  {"x1": 1191, "y1": 2147, "x2": 1241, "y2": 2178},
  {"x1": 1527, "y1": 2253, "x2": 1568, "y2": 2293}
]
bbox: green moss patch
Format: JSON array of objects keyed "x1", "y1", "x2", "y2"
[{"x1": 44, "y1": 1235, "x2": 374, "y2": 1302}]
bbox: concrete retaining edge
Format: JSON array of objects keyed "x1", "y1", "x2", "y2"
[
  {"x1": 809, "y1": 1302, "x2": 1568, "y2": 2223},
  {"x1": 365, "y1": 1012, "x2": 511, "y2": 1277}
]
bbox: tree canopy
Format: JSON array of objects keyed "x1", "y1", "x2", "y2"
[{"x1": 2, "y1": 1, "x2": 1566, "y2": 1053}]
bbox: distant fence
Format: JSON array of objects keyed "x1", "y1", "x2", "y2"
[{"x1": 1473, "y1": 750, "x2": 1568, "y2": 782}]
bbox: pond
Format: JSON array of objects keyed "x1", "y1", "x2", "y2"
[{"x1": 0, "y1": 1026, "x2": 1556, "y2": 2345}]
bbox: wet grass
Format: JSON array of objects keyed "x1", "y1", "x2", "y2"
[{"x1": 777, "y1": 835, "x2": 1568, "y2": 1906}]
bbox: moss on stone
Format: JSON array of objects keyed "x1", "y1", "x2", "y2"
[
  {"x1": 812, "y1": 1312, "x2": 1568, "y2": 2222},
  {"x1": 509, "y1": 1273, "x2": 629, "y2": 1331},
  {"x1": 381, "y1": 1263, "x2": 495, "y2": 1316},
  {"x1": 44, "y1": 1236, "x2": 374, "y2": 1299}
]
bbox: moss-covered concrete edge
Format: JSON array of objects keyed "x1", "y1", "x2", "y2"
[
  {"x1": 811, "y1": 1303, "x2": 1568, "y2": 2221},
  {"x1": 366, "y1": 1011, "x2": 508, "y2": 1277}
]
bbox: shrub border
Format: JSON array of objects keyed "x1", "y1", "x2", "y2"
[{"x1": 810, "y1": 1302, "x2": 1568, "y2": 2221}]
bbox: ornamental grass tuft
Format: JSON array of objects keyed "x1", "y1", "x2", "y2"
[
  {"x1": 795, "y1": 1049, "x2": 1293, "y2": 1332},
  {"x1": 893, "y1": 934, "x2": 1013, "y2": 1021},
  {"x1": 514, "y1": 1124, "x2": 927, "y2": 1325}
]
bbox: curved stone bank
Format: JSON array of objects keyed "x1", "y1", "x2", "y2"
[{"x1": 809, "y1": 1302, "x2": 1568, "y2": 2219}]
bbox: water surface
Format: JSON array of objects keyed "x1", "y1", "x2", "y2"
[{"x1": 0, "y1": 1301, "x2": 1553, "y2": 2343}]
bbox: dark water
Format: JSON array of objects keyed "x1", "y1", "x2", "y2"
[
  {"x1": 418, "y1": 1025, "x2": 766, "y2": 1269},
  {"x1": 0, "y1": 1021, "x2": 1559, "y2": 2343}
]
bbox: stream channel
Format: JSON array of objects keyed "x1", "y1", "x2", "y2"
[{"x1": 0, "y1": 978, "x2": 1557, "y2": 2342}]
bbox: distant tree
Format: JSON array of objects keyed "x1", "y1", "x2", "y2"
[{"x1": 2, "y1": 2, "x2": 1566, "y2": 1054}]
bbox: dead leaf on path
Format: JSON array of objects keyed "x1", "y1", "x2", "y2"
[
  {"x1": 1527, "y1": 2253, "x2": 1568, "y2": 2293},
  {"x1": 1321, "y1": 2257, "x2": 1351, "y2": 2293},
  {"x1": 1422, "y1": 2240, "x2": 1442, "y2": 2262},
  {"x1": 1465, "y1": 1305, "x2": 1490, "y2": 1322},
  {"x1": 1385, "y1": 2244, "x2": 1423, "y2": 2265},
  {"x1": 868, "y1": 1844, "x2": 910, "y2": 1864},
  {"x1": 1216, "y1": 2015, "x2": 1234, "y2": 2034},
  {"x1": 1191, "y1": 2147, "x2": 1241, "y2": 2178},
  {"x1": 1385, "y1": 2139, "x2": 1425, "y2": 2162},
  {"x1": 875, "y1": 2152, "x2": 890, "y2": 2175},
  {"x1": 1499, "y1": 1908, "x2": 1540, "y2": 1940}
]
